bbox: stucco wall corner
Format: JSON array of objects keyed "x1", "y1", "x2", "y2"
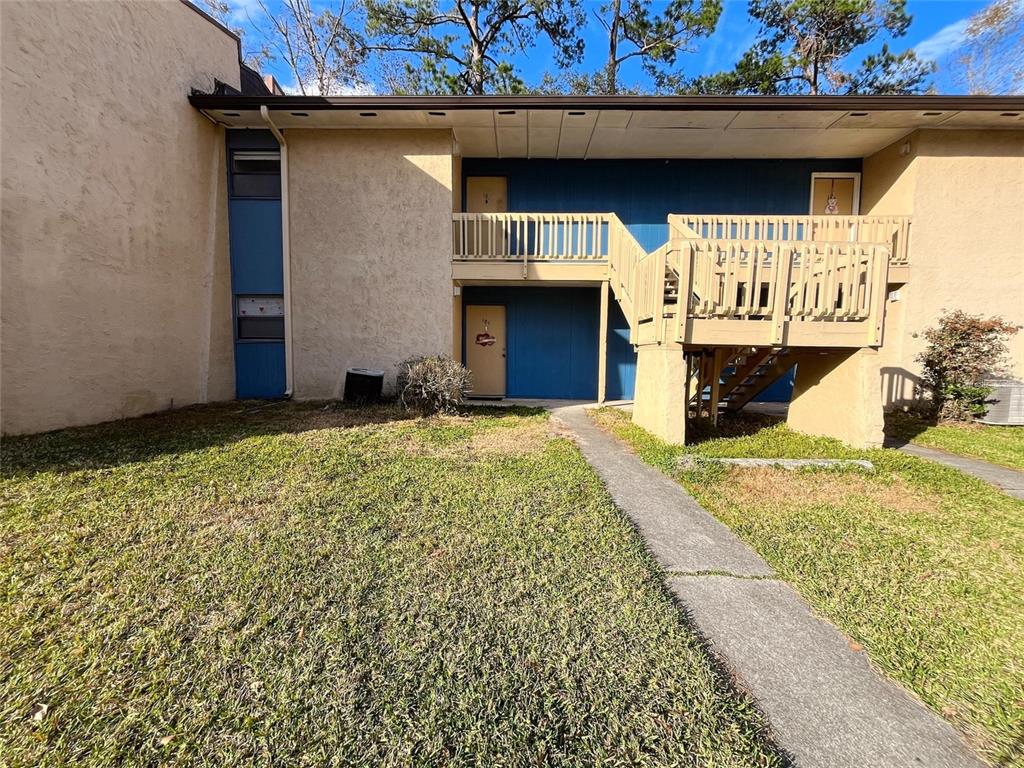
[{"x1": 0, "y1": 0, "x2": 240, "y2": 434}]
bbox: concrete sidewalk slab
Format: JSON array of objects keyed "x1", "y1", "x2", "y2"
[
  {"x1": 671, "y1": 575, "x2": 983, "y2": 768},
  {"x1": 552, "y1": 404, "x2": 773, "y2": 578},
  {"x1": 552, "y1": 404, "x2": 984, "y2": 768},
  {"x1": 891, "y1": 441, "x2": 1024, "y2": 500}
]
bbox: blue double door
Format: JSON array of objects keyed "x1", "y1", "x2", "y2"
[{"x1": 462, "y1": 286, "x2": 636, "y2": 401}]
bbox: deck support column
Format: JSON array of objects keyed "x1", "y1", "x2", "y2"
[
  {"x1": 632, "y1": 344, "x2": 687, "y2": 445},
  {"x1": 787, "y1": 348, "x2": 884, "y2": 448},
  {"x1": 598, "y1": 281, "x2": 609, "y2": 404}
]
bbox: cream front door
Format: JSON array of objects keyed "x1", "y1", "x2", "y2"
[
  {"x1": 464, "y1": 177, "x2": 508, "y2": 257},
  {"x1": 466, "y1": 176, "x2": 508, "y2": 213},
  {"x1": 465, "y1": 305, "x2": 506, "y2": 398},
  {"x1": 810, "y1": 175, "x2": 860, "y2": 215}
]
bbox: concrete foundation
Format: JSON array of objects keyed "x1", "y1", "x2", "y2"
[
  {"x1": 788, "y1": 349, "x2": 885, "y2": 448},
  {"x1": 631, "y1": 345, "x2": 687, "y2": 444}
]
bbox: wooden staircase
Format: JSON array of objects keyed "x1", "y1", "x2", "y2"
[
  {"x1": 720, "y1": 348, "x2": 794, "y2": 411},
  {"x1": 664, "y1": 264, "x2": 680, "y2": 306},
  {"x1": 688, "y1": 347, "x2": 795, "y2": 419}
]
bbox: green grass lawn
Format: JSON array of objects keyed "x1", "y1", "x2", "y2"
[
  {"x1": 591, "y1": 408, "x2": 1024, "y2": 767},
  {"x1": 887, "y1": 412, "x2": 1024, "y2": 471},
  {"x1": 1, "y1": 402, "x2": 782, "y2": 768}
]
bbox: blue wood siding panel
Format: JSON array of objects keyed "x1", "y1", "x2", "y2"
[
  {"x1": 228, "y1": 199, "x2": 283, "y2": 294},
  {"x1": 606, "y1": 299, "x2": 635, "y2": 400},
  {"x1": 463, "y1": 287, "x2": 635, "y2": 400},
  {"x1": 235, "y1": 342, "x2": 286, "y2": 399},
  {"x1": 227, "y1": 129, "x2": 286, "y2": 398},
  {"x1": 462, "y1": 158, "x2": 862, "y2": 251},
  {"x1": 759, "y1": 364, "x2": 797, "y2": 402},
  {"x1": 461, "y1": 159, "x2": 856, "y2": 402}
]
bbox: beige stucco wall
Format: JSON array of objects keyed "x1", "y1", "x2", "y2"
[
  {"x1": 287, "y1": 130, "x2": 455, "y2": 397},
  {"x1": 788, "y1": 349, "x2": 885, "y2": 448},
  {"x1": 1, "y1": 1, "x2": 238, "y2": 434},
  {"x1": 863, "y1": 129, "x2": 1024, "y2": 406}
]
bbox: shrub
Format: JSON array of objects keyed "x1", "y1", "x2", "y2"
[
  {"x1": 397, "y1": 355, "x2": 472, "y2": 414},
  {"x1": 916, "y1": 311, "x2": 1019, "y2": 421}
]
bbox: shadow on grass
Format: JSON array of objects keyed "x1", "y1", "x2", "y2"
[
  {"x1": 686, "y1": 411, "x2": 786, "y2": 447},
  {"x1": 883, "y1": 411, "x2": 938, "y2": 448},
  {"x1": 1, "y1": 400, "x2": 544, "y2": 477}
]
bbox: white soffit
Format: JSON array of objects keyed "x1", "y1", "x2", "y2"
[
  {"x1": 595, "y1": 110, "x2": 632, "y2": 129},
  {"x1": 831, "y1": 110, "x2": 954, "y2": 128},
  {"x1": 628, "y1": 110, "x2": 737, "y2": 129},
  {"x1": 453, "y1": 127, "x2": 496, "y2": 156},
  {"x1": 557, "y1": 110, "x2": 599, "y2": 157},
  {"x1": 940, "y1": 110, "x2": 1024, "y2": 127},
  {"x1": 209, "y1": 107, "x2": 1024, "y2": 157},
  {"x1": 526, "y1": 109, "x2": 561, "y2": 158},
  {"x1": 496, "y1": 125, "x2": 528, "y2": 156},
  {"x1": 728, "y1": 110, "x2": 846, "y2": 129}
]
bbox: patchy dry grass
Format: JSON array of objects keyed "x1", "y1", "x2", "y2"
[
  {"x1": 591, "y1": 407, "x2": 1024, "y2": 767},
  {"x1": 888, "y1": 412, "x2": 1024, "y2": 471},
  {"x1": 717, "y1": 467, "x2": 941, "y2": 518},
  {"x1": 1, "y1": 402, "x2": 783, "y2": 768}
]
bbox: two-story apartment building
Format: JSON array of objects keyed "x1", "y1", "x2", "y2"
[{"x1": 3, "y1": 0, "x2": 1022, "y2": 448}]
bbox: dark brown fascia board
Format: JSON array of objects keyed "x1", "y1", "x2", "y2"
[{"x1": 189, "y1": 93, "x2": 1024, "y2": 112}]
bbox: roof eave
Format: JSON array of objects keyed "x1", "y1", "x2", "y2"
[{"x1": 188, "y1": 93, "x2": 1024, "y2": 112}]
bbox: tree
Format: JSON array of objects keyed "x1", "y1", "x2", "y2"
[
  {"x1": 202, "y1": 0, "x2": 273, "y2": 71},
  {"x1": 956, "y1": 0, "x2": 1024, "y2": 95},
  {"x1": 587, "y1": 0, "x2": 721, "y2": 94},
  {"x1": 365, "y1": 0, "x2": 585, "y2": 95},
  {"x1": 689, "y1": 0, "x2": 934, "y2": 95},
  {"x1": 248, "y1": 0, "x2": 366, "y2": 95}
]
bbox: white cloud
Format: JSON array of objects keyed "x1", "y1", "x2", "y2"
[
  {"x1": 280, "y1": 78, "x2": 376, "y2": 96},
  {"x1": 914, "y1": 17, "x2": 971, "y2": 62},
  {"x1": 699, "y1": 1, "x2": 755, "y2": 73}
]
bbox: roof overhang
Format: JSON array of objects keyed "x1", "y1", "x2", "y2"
[{"x1": 189, "y1": 94, "x2": 1024, "y2": 159}]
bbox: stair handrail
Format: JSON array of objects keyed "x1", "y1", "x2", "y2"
[{"x1": 605, "y1": 214, "x2": 647, "y2": 339}]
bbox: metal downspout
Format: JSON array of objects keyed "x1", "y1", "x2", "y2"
[{"x1": 259, "y1": 105, "x2": 294, "y2": 398}]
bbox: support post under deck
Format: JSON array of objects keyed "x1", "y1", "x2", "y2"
[{"x1": 632, "y1": 345, "x2": 687, "y2": 444}]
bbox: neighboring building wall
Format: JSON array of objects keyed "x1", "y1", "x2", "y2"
[
  {"x1": 1, "y1": 1, "x2": 239, "y2": 434},
  {"x1": 864, "y1": 129, "x2": 1024, "y2": 406},
  {"x1": 288, "y1": 130, "x2": 454, "y2": 397}
]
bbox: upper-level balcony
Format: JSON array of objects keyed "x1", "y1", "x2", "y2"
[{"x1": 452, "y1": 212, "x2": 911, "y2": 350}]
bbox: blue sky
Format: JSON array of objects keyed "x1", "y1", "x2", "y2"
[{"x1": 226, "y1": 0, "x2": 991, "y2": 93}]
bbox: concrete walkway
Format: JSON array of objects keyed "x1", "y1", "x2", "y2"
[
  {"x1": 551, "y1": 404, "x2": 984, "y2": 768},
  {"x1": 889, "y1": 441, "x2": 1024, "y2": 500}
]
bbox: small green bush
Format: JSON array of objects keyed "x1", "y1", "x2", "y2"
[
  {"x1": 916, "y1": 311, "x2": 1019, "y2": 421},
  {"x1": 397, "y1": 355, "x2": 471, "y2": 414}
]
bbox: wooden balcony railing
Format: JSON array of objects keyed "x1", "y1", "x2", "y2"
[
  {"x1": 452, "y1": 211, "x2": 904, "y2": 349},
  {"x1": 453, "y1": 212, "x2": 610, "y2": 263},
  {"x1": 671, "y1": 238, "x2": 888, "y2": 346},
  {"x1": 674, "y1": 214, "x2": 911, "y2": 266}
]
